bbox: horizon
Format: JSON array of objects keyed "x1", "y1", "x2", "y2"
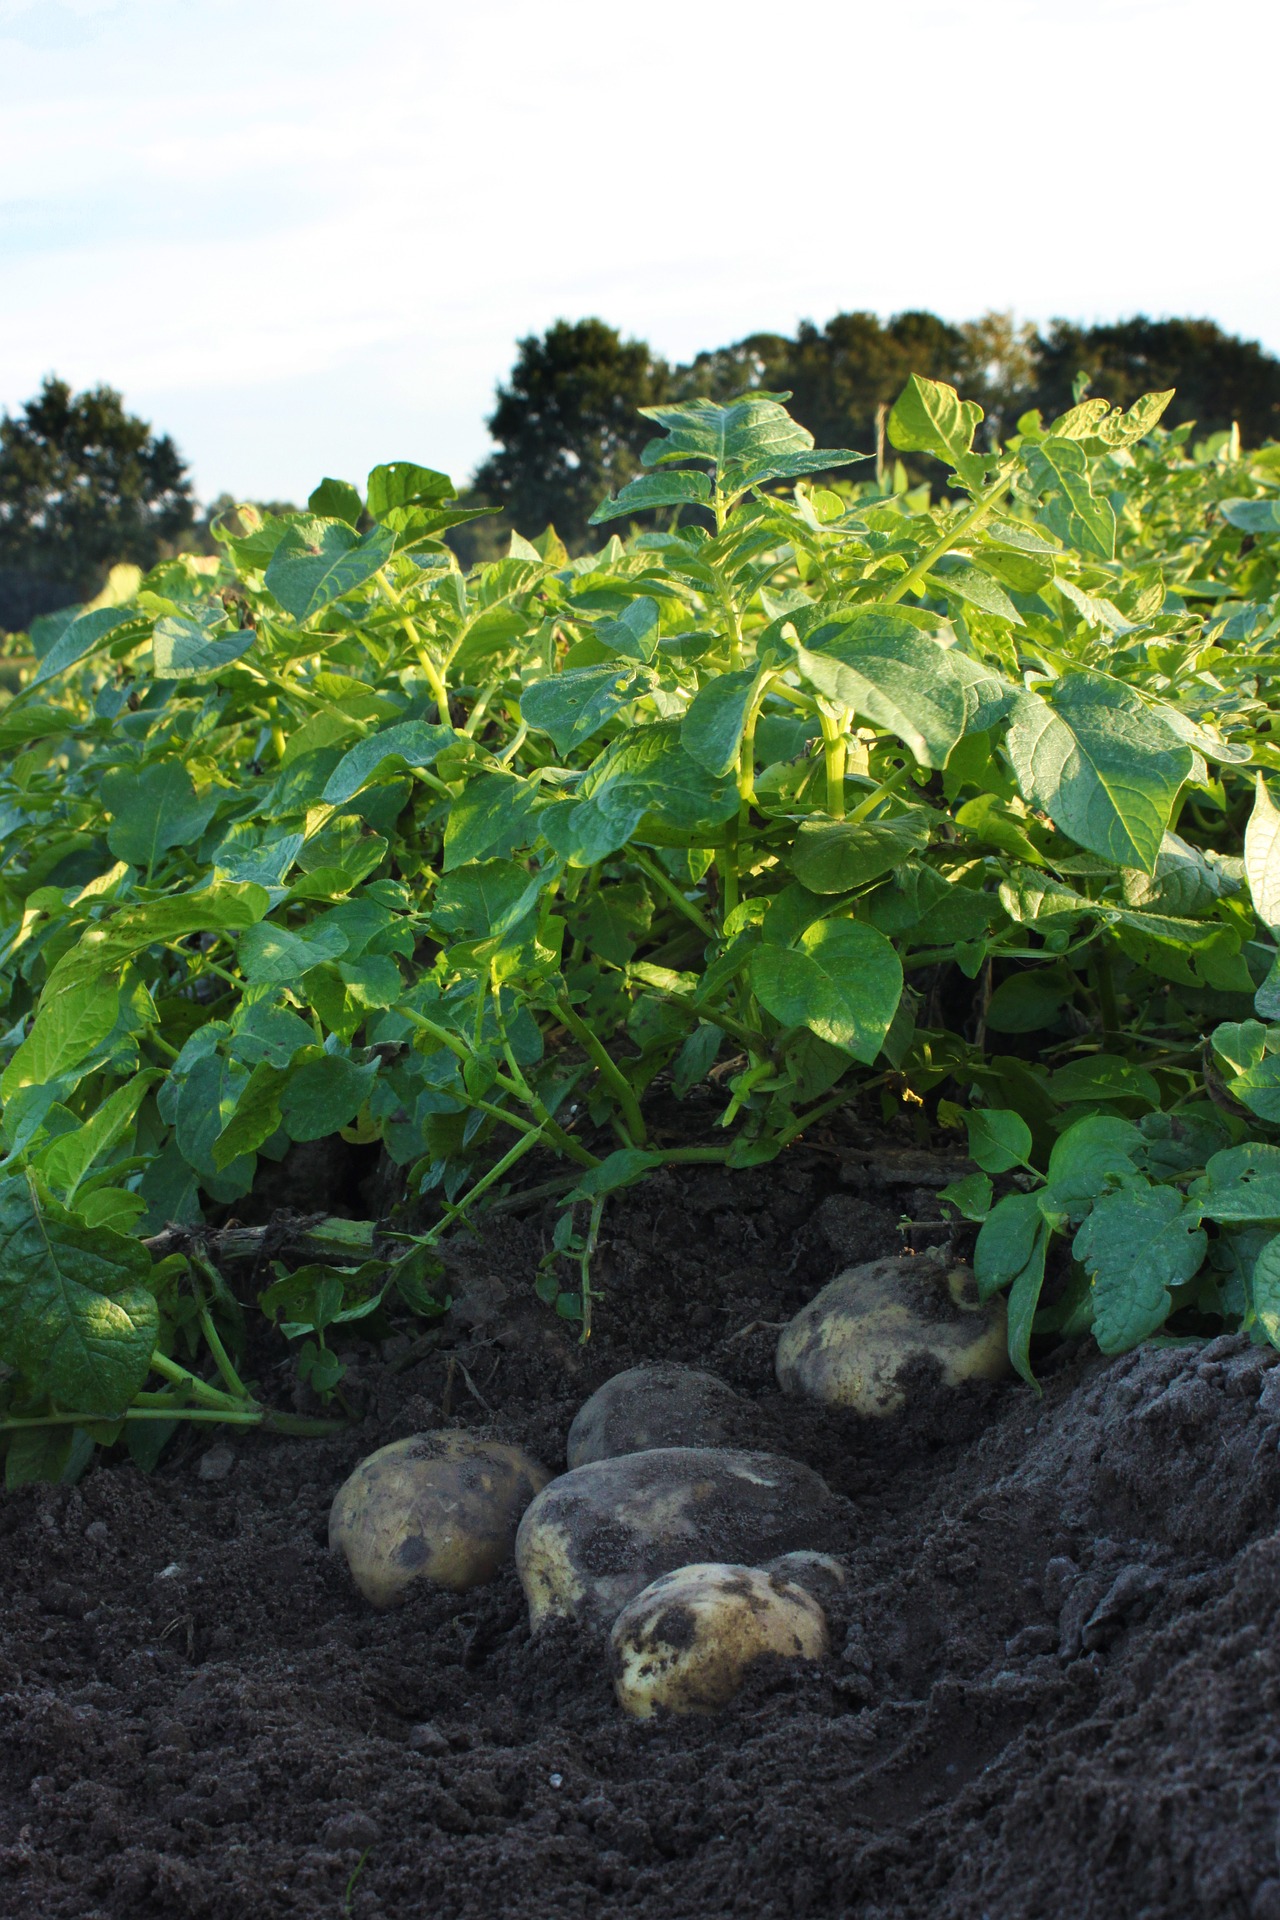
[{"x1": 2, "y1": 0, "x2": 1276, "y2": 506}]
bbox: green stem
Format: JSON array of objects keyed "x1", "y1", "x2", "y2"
[
  {"x1": 377, "y1": 568, "x2": 451, "y2": 720},
  {"x1": 847, "y1": 760, "x2": 914, "y2": 824},
  {"x1": 149, "y1": 1350, "x2": 249, "y2": 1413},
  {"x1": 1093, "y1": 951, "x2": 1121, "y2": 1044},
  {"x1": 818, "y1": 710, "x2": 848, "y2": 818},
  {"x1": 402, "y1": 1009, "x2": 601, "y2": 1169},
  {"x1": 554, "y1": 999, "x2": 647, "y2": 1146},
  {"x1": 424, "y1": 1122, "x2": 551, "y2": 1238},
  {"x1": 882, "y1": 472, "x2": 1012, "y2": 606},
  {"x1": 578, "y1": 1194, "x2": 605, "y2": 1343},
  {"x1": 630, "y1": 850, "x2": 714, "y2": 938},
  {"x1": 1, "y1": 1407, "x2": 265, "y2": 1431}
]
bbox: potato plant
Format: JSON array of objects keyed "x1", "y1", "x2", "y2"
[{"x1": 0, "y1": 374, "x2": 1279, "y2": 1479}]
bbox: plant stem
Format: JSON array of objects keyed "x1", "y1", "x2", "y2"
[
  {"x1": 0, "y1": 1407, "x2": 265, "y2": 1431},
  {"x1": 630, "y1": 850, "x2": 714, "y2": 938},
  {"x1": 149, "y1": 1350, "x2": 250, "y2": 1414},
  {"x1": 424, "y1": 1122, "x2": 551, "y2": 1237},
  {"x1": 377, "y1": 568, "x2": 451, "y2": 720},
  {"x1": 882, "y1": 473, "x2": 1012, "y2": 606},
  {"x1": 818, "y1": 710, "x2": 848, "y2": 818},
  {"x1": 554, "y1": 998, "x2": 647, "y2": 1146}
]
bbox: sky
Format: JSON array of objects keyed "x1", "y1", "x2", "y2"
[{"x1": 1, "y1": 0, "x2": 1275, "y2": 506}]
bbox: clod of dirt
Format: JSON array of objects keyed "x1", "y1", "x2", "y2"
[
  {"x1": 329, "y1": 1430, "x2": 550, "y2": 1608},
  {"x1": 515, "y1": 1444, "x2": 850, "y2": 1629},
  {"x1": 776, "y1": 1246, "x2": 1009, "y2": 1415},
  {"x1": 565, "y1": 1364, "x2": 747, "y2": 1468},
  {"x1": 609, "y1": 1561, "x2": 830, "y2": 1718}
]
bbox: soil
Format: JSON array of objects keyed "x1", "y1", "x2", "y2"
[{"x1": 5, "y1": 1147, "x2": 1280, "y2": 1920}]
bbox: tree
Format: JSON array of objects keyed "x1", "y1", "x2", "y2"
[
  {"x1": 0, "y1": 377, "x2": 194, "y2": 631},
  {"x1": 471, "y1": 320, "x2": 669, "y2": 550},
  {"x1": 1029, "y1": 318, "x2": 1280, "y2": 445}
]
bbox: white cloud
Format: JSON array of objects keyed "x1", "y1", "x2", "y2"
[{"x1": 2, "y1": 0, "x2": 1275, "y2": 501}]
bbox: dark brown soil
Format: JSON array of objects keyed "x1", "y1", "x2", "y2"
[{"x1": 5, "y1": 1150, "x2": 1280, "y2": 1920}]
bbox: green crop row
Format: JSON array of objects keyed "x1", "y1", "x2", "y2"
[{"x1": 1, "y1": 374, "x2": 1279, "y2": 1481}]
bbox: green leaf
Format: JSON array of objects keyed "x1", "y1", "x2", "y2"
[
  {"x1": 308, "y1": 477, "x2": 364, "y2": 525},
  {"x1": 581, "y1": 723, "x2": 740, "y2": 836},
  {"x1": 278, "y1": 1051, "x2": 380, "y2": 1142},
  {"x1": 521, "y1": 663, "x2": 651, "y2": 756},
  {"x1": 1221, "y1": 498, "x2": 1280, "y2": 534},
  {"x1": 366, "y1": 462, "x2": 454, "y2": 519},
  {"x1": 1022, "y1": 439, "x2": 1116, "y2": 559},
  {"x1": 1, "y1": 974, "x2": 121, "y2": 1099},
  {"x1": 237, "y1": 918, "x2": 349, "y2": 985},
  {"x1": 932, "y1": 562, "x2": 1023, "y2": 625},
  {"x1": 567, "y1": 1148, "x2": 664, "y2": 1198},
  {"x1": 964, "y1": 1109, "x2": 1033, "y2": 1173},
  {"x1": 1245, "y1": 774, "x2": 1280, "y2": 940},
  {"x1": 442, "y1": 772, "x2": 538, "y2": 870},
  {"x1": 939, "y1": 1171, "x2": 993, "y2": 1221},
  {"x1": 974, "y1": 1189, "x2": 1041, "y2": 1298},
  {"x1": 1042, "y1": 1115, "x2": 1144, "y2": 1222},
  {"x1": 36, "y1": 1070, "x2": 158, "y2": 1201},
  {"x1": 638, "y1": 393, "x2": 812, "y2": 474},
  {"x1": 1047, "y1": 1055, "x2": 1161, "y2": 1109},
  {"x1": 789, "y1": 808, "x2": 933, "y2": 893},
  {"x1": 590, "y1": 471, "x2": 712, "y2": 526},
  {"x1": 973, "y1": 1189, "x2": 1050, "y2": 1381},
  {"x1": 43, "y1": 885, "x2": 269, "y2": 997},
  {"x1": 1005, "y1": 675, "x2": 1193, "y2": 871},
  {"x1": 101, "y1": 759, "x2": 220, "y2": 870},
  {"x1": 888, "y1": 375, "x2": 983, "y2": 467},
  {"x1": 1193, "y1": 1144, "x2": 1280, "y2": 1223},
  {"x1": 749, "y1": 916, "x2": 902, "y2": 1061},
  {"x1": 595, "y1": 597, "x2": 661, "y2": 662},
  {"x1": 322, "y1": 720, "x2": 456, "y2": 805},
  {"x1": 430, "y1": 860, "x2": 544, "y2": 941},
  {"x1": 30, "y1": 606, "x2": 138, "y2": 688},
  {"x1": 1074, "y1": 1184, "x2": 1207, "y2": 1354},
  {"x1": 796, "y1": 611, "x2": 966, "y2": 769},
  {"x1": 681, "y1": 670, "x2": 757, "y2": 776},
  {"x1": 1251, "y1": 1234, "x2": 1280, "y2": 1348},
  {"x1": 151, "y1": 612, "x2": 254, "y2": 679},
  {"x1": 212, "y1": 1062, "x2": 288, "y2": 1168},
  {"x1": 0, "y1": 1173, "x2": 158, "y2": 1417},
  {"x1": 264, "y1": 517, "x2": 396, "y2": 621}
]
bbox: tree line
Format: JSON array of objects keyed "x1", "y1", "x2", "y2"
[{"x1": 3, "y1": 308, "x2": 1279, "y2": 628}]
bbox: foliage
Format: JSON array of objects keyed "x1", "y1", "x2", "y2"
[
  {"x1": 0, "y1": 378, "x2": 194, "y2": 632},
  {"x1": 1030, "y1": 318, "x2": 1280, "y2": 448},
  {"x1": 474, "y1": 311, "x2": 1280, "y2": 546},
  {"x1": 1, "y1": 374, "x2": 1280, "y2": 1482}
]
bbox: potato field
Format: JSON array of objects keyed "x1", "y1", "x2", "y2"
[{"x1": 3, "y1": 378, "x2": 1280, "y2": 1919}]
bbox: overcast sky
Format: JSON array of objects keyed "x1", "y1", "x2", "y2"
[{"x1": 1, "y1": 0, "x2": 1275, "y2": 506}]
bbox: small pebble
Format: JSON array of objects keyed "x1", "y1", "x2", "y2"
[
  {"x1": 408, "y1": 1723, "x2": 448, "y2": 1755},
  {"x1": 549, "y1": 1772, "x2": 563, "y2": 1789},
  {"x1": 198, "y1": 1444, "x2": 236, "y2": 1483},
  {"x1": 322, "y1": 1810, "x2": 379, "y2": 1851},
  {"x1": 84, "y1": 1521, "x2": 109, "y2": 1546}
]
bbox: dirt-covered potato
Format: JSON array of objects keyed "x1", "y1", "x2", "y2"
[
  {"x1": 610, "y1": 1562, "x2": 830, "y2": 1717},
  {"x1": 566, "y1": 1364, "x2": 746, "y2": 1468},
  {"x1": 776, "y1": 1248, "x2": 1009, "y2": 1417},
  {"x1": 763, "y1": 1550, "x2": 848, "y2": 1604},
  {"x1": 515, "y1": 1445, "x2": 848, "y2": 1630},
  {"x1": 329, "y1": 1431, "x2": 550, "y2": 1609}
]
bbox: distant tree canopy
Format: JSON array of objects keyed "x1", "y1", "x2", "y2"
[
  {"x1": 472, "y1": 311, "x2": 1280, "y2": 549},
  {"x1": 0, "y1": 377, "x2": 194, "y2": 632},
  {"x1": 470, "y1": 319, "x2": 669, "y2": 546}
]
